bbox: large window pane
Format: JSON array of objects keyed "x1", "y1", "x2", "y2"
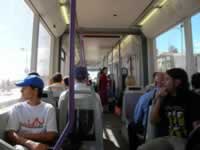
[
  {"x1": 37, "y1": 23, "x2": 51, "y2": 85},
  {"x1": 191, "y1": 12, "x2": 200, "y2": 72},
  {"x1": 0, "y1": 0, "x2": 33, "y2": 100},
  {"x1": 156, "y1": 24, "x2": 186, "y2": 72}
]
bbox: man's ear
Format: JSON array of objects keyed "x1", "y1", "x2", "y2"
[{"x1": 175, "y1": 79, "x2": 181, "y2": 87}]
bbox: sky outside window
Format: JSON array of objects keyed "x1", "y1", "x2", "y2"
[
  {"x1": 156, "y1": 24, "x2": 186, "y2": 55},
  {"x1": 191, "y1": 12, "x2": 200, "y2": 54},
  {"x1": 0, "y1": 0, "x2": 33, "y2": 81}
]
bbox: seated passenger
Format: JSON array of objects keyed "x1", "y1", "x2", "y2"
[
  {"x1": 128, "y1": 72, "x2": 165, "y2": 150},
  {"x1": 138, "y1": 68, "x2": 200, "y2": 150},
  {"x1": 145, "y1": 72, "x2": 158, "y2": 92},
  {"x1": 63, "y1": 76, "x2": 69, "y2": 89},
  {"x1": 191, "y1": 72, "x2": 200, "y2": 95},
  {"x1": 46, "y1": 72, "x2": 65, "y2": 92},
  {"x1": 28, "y1": 72, "x2": 40, "y2": 76},
  {"x1": 6, "y1": 75, "x2": 57, "y2": 150},
  {"x1": 59, "y1": 66, "x2": 102, "y2": 111},
  {"x1": 58, "y1": 66, "x2": 103, "y2": 150}
]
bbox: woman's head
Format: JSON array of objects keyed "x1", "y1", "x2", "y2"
[{"x1": 165, "y1": 68, "x2": 189, "y2": 95}]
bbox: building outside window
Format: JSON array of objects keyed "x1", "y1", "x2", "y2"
[{"x1": 191, "y1": 12, "x2": 200, "y2": 72}]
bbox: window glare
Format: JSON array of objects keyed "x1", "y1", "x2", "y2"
[
  {"x1": 0, "y1": 0, "x2": 33, "y2": 99},
  {"x1": 37, "y1": 23, "x2": 51, "y2": 85},
  {"x1": 156, "y1": 24, "x2": 186, "y2": 71}
]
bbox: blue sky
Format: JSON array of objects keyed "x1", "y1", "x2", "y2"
[{"x1": 156, "y1": 12, "x2": 200, "y2": 54}]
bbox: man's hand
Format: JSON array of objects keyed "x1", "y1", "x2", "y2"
[
  {"x1": 155, "y1": 87, "x2": 168, "y2": 98},
  {"x1": 25, "y1": 140, "x2": 48, "y2": 150}
]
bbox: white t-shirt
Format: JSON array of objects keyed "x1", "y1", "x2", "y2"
[
  {"x1": 6, "y1": 101, "x2": 57, "y2": 134},
  {"x1": 59, "y1": 82, "x2": 103, "y2": 112}
]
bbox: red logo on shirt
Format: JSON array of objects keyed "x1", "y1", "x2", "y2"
[{"x1": 21, "y1": 118, "x2": 44, "y2": 128}]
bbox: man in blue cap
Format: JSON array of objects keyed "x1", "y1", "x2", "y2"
[{"x1": 6, "y1": 75, "x2": 57, "y2": 150}]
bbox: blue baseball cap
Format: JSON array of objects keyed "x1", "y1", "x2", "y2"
[{"x1": 16, "y1": 75, "x2": 44, "y2": 89}]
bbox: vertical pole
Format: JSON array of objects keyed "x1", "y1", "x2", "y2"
[
  {"x1": 80, "y1": 35, "x2": 86, "y2": 66},
  {"x1": 184, "y1": 18, "x2": 195, "y2": 78},
  {"x1": 130, "y1": 56, "x2": 133, "y2": 76},
  {"x1": 141, "y1": 34, "x2": 148, "y2": 86},
  {"x1": 53, "y1": 0, "x2": 76, "y2": 149},
  {"x1": 111, "y1": 50, "x2": 114, "y2": 74},
  {"x1": 31, "y1": 13, "x2": 39, "y2": 72},
  {"x1": 118, "y1": 43, "x2": 122, "y2": 93}
]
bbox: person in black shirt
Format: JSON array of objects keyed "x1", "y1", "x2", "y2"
[
  {"x1": 191, "y1": 72, "x2": 200, "y2": 95},
  {"x1": 138, "y1": 68, "x2": 200, "y2": 150}
]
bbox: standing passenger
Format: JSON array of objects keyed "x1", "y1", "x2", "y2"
[
  {"x1": 6, "y1": 75, "x2": 57, "y2": 150},
  {"x1": 99, "y1": 67, "x2": 108, "y2": 110},
  {"x1": 63, "y1": 76, "x2": 69, "y2": 89}
]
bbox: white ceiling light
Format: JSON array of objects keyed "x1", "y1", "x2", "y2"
[
  {"x1": 159, "y1": 0, "x2": 168, "y2": 7},
  {"x1": 139, "y1": 8, "x2": 159, "y2": 26},
  {"x1": 60, "y1": 5, "x2": 69, "y2": 24},
  {"x1": 138, "y1": 0, "x2": 168, "y2": 26}
]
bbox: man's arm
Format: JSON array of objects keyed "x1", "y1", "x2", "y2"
[
  {"x1": 134, "y1": 95, "x2": 145, "y2": 124},
  {"x1": 7, "y1": 130, "x2": 48, "y2": 150},
  {"x1": 150, "y1": 96, "x2": 161, "y2": 124},
  {"x1": 18, "y1": 131, "x2": 57, "y2": 143}
]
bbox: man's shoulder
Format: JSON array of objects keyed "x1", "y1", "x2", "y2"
[
  {"x1": 141, "y1": 88, "x2": 156, "y2": 99},
  {"x1": 12, "y1": 101, "x2": 26, "y2": 108}
]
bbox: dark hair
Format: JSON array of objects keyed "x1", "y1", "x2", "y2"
[
  {"x1": 63, "y1": 76, "x2": 69, "y2": 86},
  {"x1": 152, "y1": 72, "x2": 158, "y2": 79},
  {"x1": 30, "y1": 86, "x2": 43, "y2": 98},
  {"x1": 75, "y1": 66, "x2": 88, "y2": 82},
  {"x1": 28, "y1": 72, "x2": 40, "y2": 76},
  {"x1": 102, "y1": 67, "x2": 107, "y2": 72},
  {"x1": 166, "y1": 68, "x2": 189, "y2": 94},
  {"x1": 191, "y1": 72, "x2": 200, "y2": 89},
  {"x1": 52, "y1": 72, "x2": 63, "y2": 83}
]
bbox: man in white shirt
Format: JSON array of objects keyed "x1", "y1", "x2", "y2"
[
  {"x1": 6, "y1": 75, "x2": 57, "y2": 150},
  {"x1": 59, "y1": 66, "x2": 102, "y2": 112},
  {"x1": 58, "y1": 66, "x2": 103, "y2": 150}
]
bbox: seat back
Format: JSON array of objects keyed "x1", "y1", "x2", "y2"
[
  {"x1": 58, "y1": 90, "x2": 103, "y2": 150},
  {"x1": 122, "y1": 90, "x2": 144, "y2": 123},
  {"x1": 41, "y1": 90, "x2": 57, "y2": 107},
  {"x1": 145, "y1": 105, "x2": 156, "y2": 141}
]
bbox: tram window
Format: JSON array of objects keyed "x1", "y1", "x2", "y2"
[
  {"x1": 37, "y1": 23, "x2": 52, "y2": 85},
  {"x1": 191, "y1": 12, "x2": 200, "y2": 72},
  {"x1": 88, "y1": 70, "x2": 98, "y2": 83},
  {"x1": 156, "y1": 24, "x2": 186, "y2": 72},
  {"x1": 0, "y1": 0, "x2": 33, "y2": 104}
]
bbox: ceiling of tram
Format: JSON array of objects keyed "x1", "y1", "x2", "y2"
[
  {"x1": 28, "y1": 0, "x2": 153, "y2": 67},
  {"x1": 83, "y1": 36, "x2": 120, "y2": 66},
  {"x1": 29, "y1": 0, "x2": 66, "y2": 37},
  {"x1": 77, "y1": 0, "x2": 152, "y2": 67},
  {"x1": 77, "y1": 0, "x2": 152, "y2": 28}
]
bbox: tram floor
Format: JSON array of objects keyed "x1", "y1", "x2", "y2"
[{"x1": 103, "y1": 113, "x2": 129, "y2": 150}]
